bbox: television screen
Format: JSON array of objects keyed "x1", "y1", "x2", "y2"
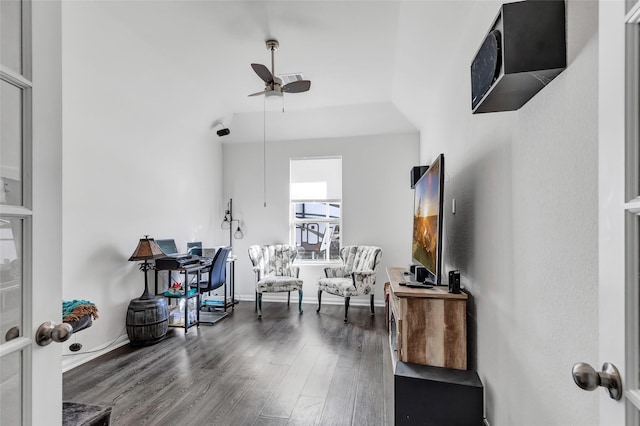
[{"x1": 412, "y1": 154, "x2": 445, "y2": 285}]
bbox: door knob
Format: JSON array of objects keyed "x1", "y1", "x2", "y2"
[
  {"x1": 35, "y1": 321, "x2": 73, "y2": 346},
  {"x1": 5, "y1": 326, "x2": 20, "y2": 342},
  {"x1": 572, "y1": 362, "x2": 623, "y2": 401}
]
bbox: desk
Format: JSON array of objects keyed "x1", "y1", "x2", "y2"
[
  {"x1": 155, "y1": 263, "x2": 208, "y2": 333},
  {"x1": 387, "y1": 267, "x2": 467, "y2": 369},
  {"x1": 226, "y1": 256, "x2": 236, "y2": 310},
  {"x1": 199, "y1": 255, "x2": 236, "y2": 311},
  {"x1": 198, "y1": 256, "x2": 236, "y2": 325}
]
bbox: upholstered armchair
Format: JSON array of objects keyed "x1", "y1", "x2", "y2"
[
  {"x1": 248, "y1": 244, "x2": 303, "y2": 318},
  {"x1": 316, "y1": 245, "x2": 382, "y2": 322}
]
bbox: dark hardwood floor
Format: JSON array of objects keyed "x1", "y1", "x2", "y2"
[{"x1": 63, "y1": 301, "x2": 394, "y2": 425}]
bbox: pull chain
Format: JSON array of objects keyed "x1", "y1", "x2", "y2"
[{"x1": 263, "y1": 96, "x2": 267, "y2": 207}]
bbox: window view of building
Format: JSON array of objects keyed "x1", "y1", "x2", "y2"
[{"x1": 293, "y1": 202, "x2": 340, "y2": 261}]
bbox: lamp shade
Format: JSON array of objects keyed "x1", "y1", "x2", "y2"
[
  {"x1": 128, "y1": 236, "x2": 165, "y2": 261},
  {"x1": 221, "y1": 215, "x2": 231, "y2": 230},
  {"x1": 234, "y1": 226, "x2": 244, "y2": 239}
]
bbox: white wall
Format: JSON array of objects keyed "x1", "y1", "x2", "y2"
[
  {"x1": 392, "y1": 1, "x2": 599, "y2": 425},
  {"x1": 61, "y1": 2, "x2": 226, "y2": 370},
  {"x1": 223, "y1": 132, "x2": 419, "y2": 306}
]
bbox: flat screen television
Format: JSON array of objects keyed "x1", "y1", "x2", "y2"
[{"x1": 412, "y1": 154, "x2": 445, "y2": 285}]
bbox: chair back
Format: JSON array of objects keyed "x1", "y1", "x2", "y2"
[
  {"x1": 248, "y1": 244, "x2": 298, "y2": 277},
  {"x1": 340, "y1": 245, "x2": 382, "y2": 274},
  {"x1": 204, "y1": 246, "x2": 231, "y2": 291}
]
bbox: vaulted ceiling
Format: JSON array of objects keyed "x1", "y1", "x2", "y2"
[{"x1": 69, "y1": 1, "x2": 498, "y2": 144}]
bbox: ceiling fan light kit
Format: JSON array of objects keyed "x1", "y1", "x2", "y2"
[{"x1": 265, "y1": 90, "x2": 283, "y2": 98}]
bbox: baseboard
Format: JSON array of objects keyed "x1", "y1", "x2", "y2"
[{"x1": 62, "y1": 334, "x2": 130, "y2": 373}]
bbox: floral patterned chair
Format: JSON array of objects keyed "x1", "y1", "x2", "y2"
[
  {"x1": 316, "y1": 245, "x2": 383, "y2": 322},
  {"x1": 248, "y1": 244, "x2": 303, "y2": 318}
]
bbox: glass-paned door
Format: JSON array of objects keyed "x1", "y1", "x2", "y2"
[{"x1": 0, "y1": 0, "x2": 32, "y2": 424}]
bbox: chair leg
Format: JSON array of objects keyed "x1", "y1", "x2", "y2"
[
  {"x1": 298, "y1": 289, "x2": 303, "y2": 314},
  {"x1": 370, "y1": 294, "x2": 375, "y2": 316},
  {"x1": 344, "y1": 297, "x2": 350, "y2": 323},
  {"x1": 316, "y1": 290, "x2": 322, "y2": 313},
  {"x1": 287, "y1": 291, "x2": 291, "y2": 307},
  {"x1": 255, "y1": 291, "x2": 258, "y2": 312},
  {"x1": 257, "y1": 293, "x2": 262, "y2": 318}
]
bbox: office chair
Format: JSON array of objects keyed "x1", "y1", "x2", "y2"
[{"x1": 191, "y1": 246, "x2": 232, "y2": 323}]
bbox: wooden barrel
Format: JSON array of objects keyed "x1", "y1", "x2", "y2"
[{"x1": 126, "y1": 296, "x2": 168, "y2": 346}]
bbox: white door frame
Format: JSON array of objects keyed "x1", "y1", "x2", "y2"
[{"x1": 625, "y1": 0, "x2": 640, "y2": 423}]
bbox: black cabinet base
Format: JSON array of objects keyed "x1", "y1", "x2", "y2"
[{"x1": 394, "y1": 362, "x2": 483, "y2": 425}]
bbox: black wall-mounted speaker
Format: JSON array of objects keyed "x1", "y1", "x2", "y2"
[
  {"x1": 410, "y1": 166, "x2": 429, "y2": 189},
  {"x1": 471, "y1": 0, "x2": 566, "y2": 114}
]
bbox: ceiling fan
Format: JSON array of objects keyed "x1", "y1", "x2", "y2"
[{"x1": 249, "y1": 39, "x2": 311, "y2": 97}]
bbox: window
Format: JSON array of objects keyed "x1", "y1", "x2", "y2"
[{"x1": 290, "y1": 157, "x2": 342, "y2": 262}]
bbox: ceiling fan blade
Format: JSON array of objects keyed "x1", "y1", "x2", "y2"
[
  {"x1": 282, "y1": 80, "x2": 311, "y2": 93},
  {"x1": 248, "y1": 90, "x2": 267, "y2": 97},
  {"x1": 251, "y1": 63, "x2": 273, "y2": 84}
]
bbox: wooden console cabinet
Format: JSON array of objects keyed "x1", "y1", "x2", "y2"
[{"x1": 387, "y1": 267, "x2": 467, "y2": 370}]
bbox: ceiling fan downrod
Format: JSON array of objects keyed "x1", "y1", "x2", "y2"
[{"x1": 266, "y1": 39, "x2": 279, "y2": 77}]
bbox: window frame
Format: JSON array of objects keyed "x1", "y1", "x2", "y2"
[{"x1": 289, "y1": 156, "x2": 342, "y2": 264}]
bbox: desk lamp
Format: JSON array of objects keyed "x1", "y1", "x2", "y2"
[{"x1": 128, "y1": 235, "x2": 165, "y2": 300}]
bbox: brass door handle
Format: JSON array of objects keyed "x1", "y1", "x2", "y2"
[
  {"x1": 36, "y1": 321, "x2": 73, "y2": 346},
  {"x1": 572, "y1": 362, "x2": 623, "y2": 400}
]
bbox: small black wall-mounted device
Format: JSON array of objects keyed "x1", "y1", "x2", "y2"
[
  {"x1": 448, "y1": 270, "x2": 461, "y2": 294},
  {"x1": 410, "y1": 165, "x2": 429, "y2": 188},
  {"x1": 217, "y1": 128, "x2": 231, "y2": 137}
]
